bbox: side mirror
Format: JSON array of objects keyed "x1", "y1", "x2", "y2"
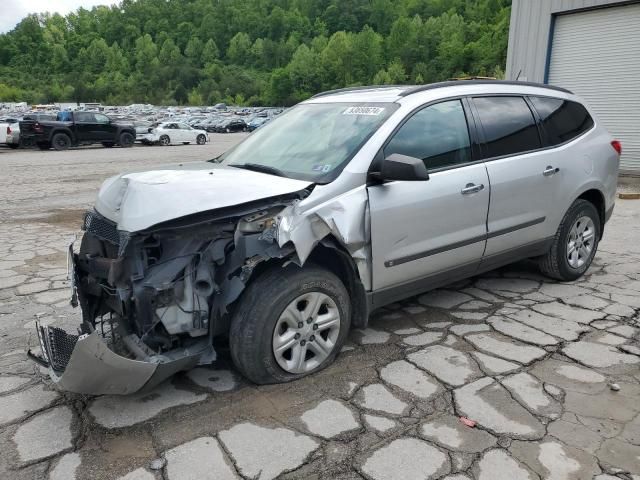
[{"x1": 378, "y1": 153, "x2": 429, "y2": 181}]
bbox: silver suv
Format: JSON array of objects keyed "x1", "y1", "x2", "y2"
[{"x1": 32, "y1": 81, "x2": 620, "y2": 394}]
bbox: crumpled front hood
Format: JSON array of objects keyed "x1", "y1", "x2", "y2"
[{"x1": 95, "y1": 163, "x2": 312, "y2": 232}]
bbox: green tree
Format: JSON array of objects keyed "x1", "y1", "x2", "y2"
[
  {"x1": 0, "y1": 0, "x2": 512, "y2": 105},
  {"x1": 227, "y1": 32, "x2": 251, "y2": 65}
]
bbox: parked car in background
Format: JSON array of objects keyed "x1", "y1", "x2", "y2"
[
  {"x1": 214, "y1": 118, "x2": 247, "y2": 133},
  {"x1": 138, "y1": 122, "x2": 208, "y2": 145},
  {"x1": 19, "y1": 111, "x2": 135, "y2": 150},
  {"x1": 0, "y1": 118, "x2": 20, "y2": 148},
  {"x1": 246, "y1": 116, "x2": 270, "y2": 132}
]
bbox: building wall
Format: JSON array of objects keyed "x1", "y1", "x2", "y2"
[{"x1": 505, "y1": 0, "x2": 630, "y2": 82}]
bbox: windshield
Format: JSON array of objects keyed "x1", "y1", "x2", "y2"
[{"x1": 217, "y1": 102, "x2": 397, "y2": 182}]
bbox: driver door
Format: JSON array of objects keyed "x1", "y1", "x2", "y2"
[
  {"x1": 93, "y1": 113, "x2": 114, "y2": 141},
  {"x1": 367, "y1": 99, "x2": 490, "y2": 299}
]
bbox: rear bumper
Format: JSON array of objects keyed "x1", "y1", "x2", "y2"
[{"x1": 29, "y1": 325, "x2": 209, "y2": 395}]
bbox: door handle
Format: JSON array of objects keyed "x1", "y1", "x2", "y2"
[
  {"x1": 461, "y1": 183, "x2": 485, "y2": 195},
  {"x1": 543, "y1": 166, "x2": 560, "y2": 176}
]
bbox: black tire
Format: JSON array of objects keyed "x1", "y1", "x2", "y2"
[
  {"x1": 159, "y1": 135, "x2": 170, "y2": 146},
  {"x1": 102, "y1": 142, "x2": 115, "y2": 148},
  {"x1": 52, "y1": 133, "x2": 71, "y2": 151},
  {"x1": 37, "y1": 142, "x2": 50, "y2": 150},
  {"x1": 538, "y1": 199, "x2": 600, "y2": 281},
  {"x1": 8, "y1": 143, "x2": 19, "y2": 149},
  {"x1": 119, "y1": 132, "x2": 134, "y2": 148},
  {"x1": 230, "y1": 264, "x2": 351, "y2": 384},
  {"x1": 196, "y1": 134, "x2": 206, "y2": 145},
  {"x1": 225, "y1": 127, "x2": 231, "y2": 133}
]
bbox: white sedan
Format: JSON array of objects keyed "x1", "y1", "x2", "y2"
[{"x1": 138, "y1": 122, "x2": 208, "y2": 146}]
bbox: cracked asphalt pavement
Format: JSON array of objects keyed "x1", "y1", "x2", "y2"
[{"x1": 1, "y1": 139, "x2": 639, "y2": 480}]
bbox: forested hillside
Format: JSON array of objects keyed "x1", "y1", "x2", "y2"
[{"x1": 0, "y1": 0, "x2": 511, "y2": 105}]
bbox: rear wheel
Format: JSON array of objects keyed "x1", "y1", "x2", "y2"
[
  {"x1": 52, "y1": 133, "x2": 71, "y2": 151},
  {"x1": 225, "y1": 127, "x2": 231, "y2": 133},
  {"x1": 119, "y1": 132, "x2": 134, "y2": 148},
  {"x1": 159, "y1": 135, "x2": 170, "y2": 146},
  {"x1": 538, "y1": 199, "x2": 600, "y2": 281},
  {"x1": 230, "y1": 264, "x2": 351, "y2": 384},
  {"x1": 196, "y1": 134, "x2": 206, "y2": 145}
]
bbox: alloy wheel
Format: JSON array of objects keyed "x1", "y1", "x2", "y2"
[
  {"x1": 567, "y1": 215, "x2": 595, "y2": 269},
  {"x1": 272, "y1": 292, "x2": 341, "y2": 374}
]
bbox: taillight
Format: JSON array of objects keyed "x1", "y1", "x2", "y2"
[{"x1": 611, "y1": 140, "x2": 622, "y2": 155}]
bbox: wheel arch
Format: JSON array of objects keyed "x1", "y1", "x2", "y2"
[
  {"x1": 305, "y1": 236, "x2": 369, "y2": 328},
  {"x1": 49, "y1": 128, "x2": 74, "y2": 143},
  {"x1": 118, "y1": 127, "x2": 136, "y2": 137},
  {"x1": 575, "y1": 188, "x2": 606, "y2": 239},
  {"x1": 241, "y1": 235, "x2": 369, "y2": 329}
]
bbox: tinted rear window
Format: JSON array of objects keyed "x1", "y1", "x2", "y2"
[
  {"x1": 474, "y1": 96, "x2": 541, "y2": 158},
  {"x1": 529, "y1": 96, "x2": 594, "y2": 145}
]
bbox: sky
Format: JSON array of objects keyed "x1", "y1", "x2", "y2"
[{"x1": 0, "y1": 0, "x2": 114, "y2": 33}]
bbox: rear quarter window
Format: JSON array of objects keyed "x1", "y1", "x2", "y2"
[
  {"x1": 529, "y1": 96, "x2": 594, "y2": 146},
  {"x1": 473, "y1": 96, "x2": 541, "y2": 159}
]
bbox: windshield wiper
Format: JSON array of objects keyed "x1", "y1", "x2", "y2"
[{"x1": 230, "y1": 163, "x2": 288, "y2": 178}]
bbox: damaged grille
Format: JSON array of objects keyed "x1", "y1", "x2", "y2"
[
  {"x1": 84, "y1": 210, "x2": 130, "y2": 255},
  {"x1": 41, "y1": 325, "x2": 79, "y2": 372},
  {"x1": 84, "y1": 211, "x2": 119, "y2": 244}
]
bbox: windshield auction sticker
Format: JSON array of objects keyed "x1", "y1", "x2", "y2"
[{"x1": 343, "y1": 106, "x2": 385, "y2": 116}]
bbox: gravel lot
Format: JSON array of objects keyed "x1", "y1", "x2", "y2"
[{"x1": 0, "y1": 138, "x2": 639, "y2": 480}]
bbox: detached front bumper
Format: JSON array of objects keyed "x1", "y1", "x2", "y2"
[{"x1": 29, "y1": 325, "x2": 208, "y2": 395}]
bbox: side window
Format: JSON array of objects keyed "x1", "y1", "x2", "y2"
[
  {"x1": 384, "y1": 100, "x2": 471, "y2": 170},
  {"x1": 529, "y1": 96, "x2": 594, "y2": 145},
  {"x1": 75, "y1": 112, "x2": 95, "y2": 123},
  {"x1": 94, "y1": 114, "x2": 110, "y2": 124},
  {"x1": 473, "y1": 96, "x2": 541, "y2": 158}
]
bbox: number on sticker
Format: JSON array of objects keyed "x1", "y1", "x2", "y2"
[{"x1": 343, "y1": 106, "x2": 385, "y2": 116}]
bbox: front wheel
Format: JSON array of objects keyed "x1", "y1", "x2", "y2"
[
  {"x1": 196, "y1": 134, "x2": 206, "y2": 145},
  {"x1": 159, "y1": 135, "x2": 170, "y2": 146},
  {"x1": 119, "y1": 132, "x2": 134, "y2": 148},
  {"x1": 538, "y1": 199, "x2": 600, "y2": 281},
  {"x1": 230, "y1": 264, "x2": 351, "y2": 384}
]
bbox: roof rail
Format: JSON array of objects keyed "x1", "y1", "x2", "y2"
[
  {"x1": 310, "y1": 85, "x2": 406, "y2": 99},
  {"x1": 399, "y1": 80, "x2": 572, "y2": 96}
]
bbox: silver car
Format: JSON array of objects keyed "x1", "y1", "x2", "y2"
[{"x1": 31, "y1": 81, "x2": 620, "y2": 394}]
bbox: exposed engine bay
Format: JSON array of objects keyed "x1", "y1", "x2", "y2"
[{"x1": 32, "y1": 193, "x2": 307, "y2": 395}]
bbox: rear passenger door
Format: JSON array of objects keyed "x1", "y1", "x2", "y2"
[
  {"x1": 471, "y1": 96, "x2": 558, "y2": 260},
  {"x1": 368, "y1": 99, "x2": 490, "y2": 292}
]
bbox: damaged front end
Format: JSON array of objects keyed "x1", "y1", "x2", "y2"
[{"x1": 30, "y1": 196, "x2": 304, "y2": 395}]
